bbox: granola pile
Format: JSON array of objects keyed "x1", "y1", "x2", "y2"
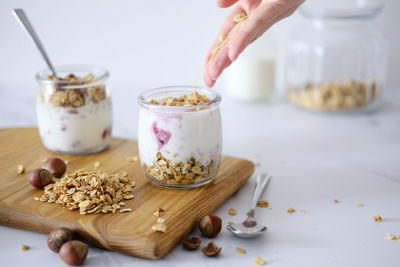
[
  {"x1": 290, "y1": 80, "x2": 377, "y2": 111},
  {"x1": 44, "y1": 73, "x2": 106, "y2": 108},
  {"x1": 149, "y1": 91, "x2": 210, "y2": 106},
  {"x1": 144, "y1": 152, "x2": 216, "y2": 185},
  {"x1": 37, "y1": 169, "x2": 135, "y2": 215}
]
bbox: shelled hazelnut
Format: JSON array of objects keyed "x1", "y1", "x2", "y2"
[
  {"x1": 59, "y1": 240, "x2": 88, "y2": 266},
  {"x1": 201, "y1": 241, "x2": 221, "y2": 257},
  {"x1": 42, "y1": 157, "x2": 67, "y2": 178},
  {"x1": 47, "y1": 227, "x2": 75, "y2": 252},
  {"x1": 199, "y1": 214, "x2": 222, "y2": 238},
  {"x1": 28, "y1": 168, "x2": 53, "y2": 189},
  {"x1": 183, "y1": 237, "x2": 202, "y2": 250}
]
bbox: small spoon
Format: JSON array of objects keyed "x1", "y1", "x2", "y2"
[
  {"x1": 12, "y1": 8, "x2": 57, "y2": 78},
  {"x1": 227, "y1": 173, "x2": 271, "y2": 238}
]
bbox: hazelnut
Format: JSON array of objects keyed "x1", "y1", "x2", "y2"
[
  {"x1": 42, "y1": 157, "x2": 66, "y2": 178},
  {"x1": 59, "y1": 240, "x2": 88, "y2": 266},
  {"x1": 183, "y1": 236, "x2": 202, "y2": 250},
  {"x1": 199, "y1": 214, "x2": 222, "y2": 238},
  {"x1": 47, "y1": 227, "x2": 75, "y2": 252},
  {"x1": 201, "y1": 241, "x2": 221, "y2": 257},
  {"x1": 28, "y1": 168, "x2": 53, "y2": 189}
]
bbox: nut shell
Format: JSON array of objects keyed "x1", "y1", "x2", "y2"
[
  {"x1": 59, "y1": 240, "x2": 88, "y2": 266},
  {"x1": 28, "y1": 168, "x2": 53, "y2": 189},
  {"x1": 43, "y1": 157, "x2": 67, "y2": 178},
  {"x1": 47, "y1": 227, "x2": 75, "y2": 252},
  {"x1": 201, "y1": 241, "x2": 221, "y2": 257},
  {"x1": 199, "y1": 214, "x2": 222, "y2": 238},
  {"x1": 183, "y1": 236, "x2": 202, "y2": 250}
]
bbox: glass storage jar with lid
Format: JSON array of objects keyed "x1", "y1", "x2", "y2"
[{"x1": 285, "y1": 0, "x2": 387, "y2": 112}]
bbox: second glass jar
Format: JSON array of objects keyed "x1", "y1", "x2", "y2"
[
  {"x1": 138, "y1": 86, "x2": 222, "y2": 188},
  {"x1": 36, "y1": 65, "x2": 112, "y2": 154}
]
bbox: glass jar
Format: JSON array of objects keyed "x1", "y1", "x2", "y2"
[
  {"x1": 138, "y1": 86, "x2": 222, "y2": 189},
  {"x1": 36, "y1": 65, "x2": 112, "y2": 154},
  {"x1": 285, "y1": 0, "x2": 387, "y2": 112}
]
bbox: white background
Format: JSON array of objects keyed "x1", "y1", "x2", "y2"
[{"x1": 1, "y1": 1, "x2": 400, "y2": 267}]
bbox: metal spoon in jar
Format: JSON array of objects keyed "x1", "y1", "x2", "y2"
[
  {"x1": 227, "y1": 173, "x2": 271, "y2": 238},
  {"x1": 12, "y1": 8, "x2": 57, "y2": 78}
]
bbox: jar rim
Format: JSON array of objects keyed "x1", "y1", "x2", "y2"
[
  {"x1": 138, "y1": 86, "x2": 221, "y2": 112},
  {"x1": 35, "y1": 65, "x2": 109, "y2": 89},
  {"x1": 300, "y1": 0, "x2": 384, "y2": 19}
]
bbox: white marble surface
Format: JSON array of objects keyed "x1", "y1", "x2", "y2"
[{"x1": 1, "y1": 86, "x2": 400, "y2": 267}]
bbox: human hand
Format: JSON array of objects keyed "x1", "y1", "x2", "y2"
[{"x1": 204, "y1": 0, "x2": 304, "y2": 87}]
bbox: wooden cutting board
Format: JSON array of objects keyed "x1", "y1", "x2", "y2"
[{"x1": 0, "y1": 127, "x2": 254, "y2": 259}]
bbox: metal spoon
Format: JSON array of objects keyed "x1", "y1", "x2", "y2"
[
  {"x1": 227, "y1": 173, "x2": 271, "y2": 238},
  {"x1": 12, "y1": 8, "x2": 57, "y2": 78}
]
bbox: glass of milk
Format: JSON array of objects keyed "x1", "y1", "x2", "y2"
[
  {"x1": 137, "y1": 86, "x2": 222, "y2": 188},
  {"x1": 35, "y1": 65, "x2": 112, "y2": 154}
]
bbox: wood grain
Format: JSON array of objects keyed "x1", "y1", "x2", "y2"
[{"x1": 0, "y1": 127, "x2": 254, "y2": 259}]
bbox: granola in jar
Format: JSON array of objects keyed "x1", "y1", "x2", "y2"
[
  {"x1": 138, "y1": 87, "x2": 222, "y2": 188},
  {"x1": 36, "y1": 66, "x2": 112, "y2": 154}
]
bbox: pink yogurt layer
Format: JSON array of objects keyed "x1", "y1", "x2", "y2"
[{"x1": 152, "y1": 122, "x2": 171, "y2": 150}]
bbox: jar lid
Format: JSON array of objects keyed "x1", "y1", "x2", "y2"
[{"x1": 300, "y1": 0, "x2": 383, "y2": 19}]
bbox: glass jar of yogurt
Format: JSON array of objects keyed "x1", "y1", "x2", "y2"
[
  {"x1": 138, "y1": 86, "x2": 222, "y2": 188},
  {"x1": 36, "y1": 65, "x2": 112, "y2": 154}
]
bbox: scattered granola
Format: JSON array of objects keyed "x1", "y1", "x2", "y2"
[
  {"x1": 333, "y1": 199, "x2": 340, "y2": 204},
  {"x1": 218, "y1": 34, "x2": 226, "y2": 42},
  {"x1": 145, "y1": 152, "x2": 216, "y2": 186},
  {"x1": 126, "y1": 156, "x2": 139, "y2": 163},
  {"x1": 119, "y1": 208, "x2": 132, "y2": 213},
  {"x1": 150, "y1": 92, "x2": 210, "y2": 106},
  {"x1": 157, "y1": 217, "x2": 166, "y2": 224},
  {"x1": 233, "y1": 12, "x2": 248, "y2": 22},
  {"x1": 300, "y1": 209, "x2": 307, "y2": 213},
  {"x1": 16, "y1": 164, "x2": 25, "y2": 175},
  {"x1": 151, "y1": 208, "x2": 167, "y2": 232},
  {"x1": 154, "y1": 208, "x2": 165, "y2": 217},
  {"x1": 386, "y1": 233, "x2": 396, "y2": 240},
  {"x1": 373, "y1": 215, "x2": 382, "y2": 222},
  {"x1": 287, "y1": 208, "x2": 296, "y2": 213},
  {"x1": 236, "y1": 246, "x2": 246, "y2": 254},
  {"x1": 256, "y1": 201, "x2": 269, "y2": 207},
  {"x1": 152, "y1": 223, "x2": 167, "y2": 233},
  {"x1": 123, "y1": 194, "x2": 134, "y2": 200},
  {"x1": 290, "y1": 80, "x2": 377, "y2": 111},
  {"x1": 20, "y1": 245, "x2": 30, "y2": 251},
  {"x1": 398, "y1": 236, "x2": 400, "y2": 244},
  {"x1": 208, "y1": 12, "x2": 248, "y2": 62},
  {"x1": 228, "y1": 208, "x2": 238, "y2": 215},
  {"x1": 357, "y1": 204, "x2": 365, "y2": 207},
  {"x1": 38, "y1": 169, "x2": 135, "y2": 215},
  {"x1": 253, "y1": 256, "x2": 267, "y2": 265},
  {"x1": 228, "y1": 221, "x2": 234, "y2": 225}
]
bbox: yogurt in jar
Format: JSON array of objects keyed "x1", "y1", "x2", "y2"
[
  {"x1": 35, "y1": 66, "x2": 112, "y2": 154},
  {"x1": 138, "y1": 87, "x2": 222, "y2": 188}
]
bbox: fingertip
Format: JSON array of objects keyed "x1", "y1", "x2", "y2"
[{"x1": 204, "y1": 70, "x2": 215, "y2": 88}]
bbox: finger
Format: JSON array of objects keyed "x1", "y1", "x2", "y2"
[
  {"x1": 227, "y1": 1, "x2": 297, "y2": 61},
  {"x1": 216, "y1": 0, "x2": 239, "y2": 8},
  {"x1": 205, "y1": 5, "x2": 244, "y2": 64},
  {"x1": 204, "y1": 69, "x2": 216, "y2": 87},
  {"x1": 207, "y1": 46, "x2": 232, "y2": 81}
]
